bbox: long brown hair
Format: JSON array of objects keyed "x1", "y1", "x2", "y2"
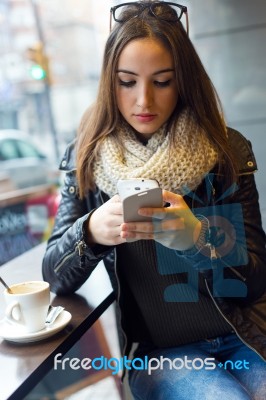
[{"x1": 76, "y1": 1, "x2": 237, "y2": 198}]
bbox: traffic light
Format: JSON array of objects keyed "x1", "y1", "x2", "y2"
[
  {"x1": 27, "y1": 42, "x2": 50, "y2": 83},
  {"x1": 31, "y1": 64, "x2": 46, "y2": 80}
]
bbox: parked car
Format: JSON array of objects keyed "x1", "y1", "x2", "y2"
[{"x1": 0, "y1": 129, "x2": 60, "y2": 190}]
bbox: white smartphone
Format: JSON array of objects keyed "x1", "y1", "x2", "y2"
[
  {"x1": 122, "y1": 188, "x2": 163, "y2": 223},
  {"x1": 117, "y1": 179, "x2": 163, "y2": 223},
  {"x1": 117, "y1": 178, "x2": 160, "y2": 200}
]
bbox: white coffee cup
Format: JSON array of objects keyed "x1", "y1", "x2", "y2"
[{"x1": 4, "y1": 281, "x2": 50, "y2": 333}]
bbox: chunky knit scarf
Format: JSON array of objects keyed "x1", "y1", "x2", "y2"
[{"x1": 93, "y1": 110, "x2": 218, "y2": 197}]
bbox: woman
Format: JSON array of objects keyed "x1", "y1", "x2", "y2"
[{"x1": 43, "y1": 2, "x2": 266, "y2": 399}]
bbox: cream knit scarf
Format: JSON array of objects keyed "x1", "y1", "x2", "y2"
[{"x1": 93, "y1": 110, "x2": 218, "y2": 197}]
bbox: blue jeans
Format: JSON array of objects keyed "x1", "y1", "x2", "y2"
[{"x1": 128, "y1": 333, "x2": 266, "y2": 400}]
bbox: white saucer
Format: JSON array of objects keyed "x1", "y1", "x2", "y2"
[{"x1": 0, "y1": 310, "x2": 72, "y2": 343}]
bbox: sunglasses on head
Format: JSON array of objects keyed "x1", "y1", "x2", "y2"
[{"x1": 110, "y1": 1, "x2": 189, "y2": 35}]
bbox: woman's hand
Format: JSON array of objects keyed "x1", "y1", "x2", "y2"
[
  {"x1": 87, "y1": 195, "x2": 126, "y2": 246},
  {"x1": 120, "y1": 190, "x2": 202, "y2": 251}
]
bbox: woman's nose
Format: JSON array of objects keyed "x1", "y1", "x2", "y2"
[{"x1": 136, "y1": 84, "x2": 153, "y2": 109}]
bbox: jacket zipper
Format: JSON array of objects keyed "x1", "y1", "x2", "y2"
[
  {"x1": 54, "y1": 240, "x2": 87, "y2": 273},
  {"x1": 204, "y1": 278, "x2": 265, "y2": 361},
  {"x1": 76, "y1": 239, "x2": 87, "y2": 256},
  {"x1": 54, "y1": 250, "x2": 75, "y2": 273}
]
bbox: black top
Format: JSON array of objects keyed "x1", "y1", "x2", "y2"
[{"x1": 117, "y1": 240, "x2": 232, "y2": 347}]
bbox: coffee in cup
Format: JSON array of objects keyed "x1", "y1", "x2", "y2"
[{"x1": 4, "y1": 281, "x2": 50, "y2": 333}]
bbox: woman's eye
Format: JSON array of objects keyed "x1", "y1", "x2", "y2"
[
  {"x1": 118, "y1": 79, "x2": 136, "y2": 87},
  {"x1": 154, "y1": 79, "x2": 172, "y2": 87}
]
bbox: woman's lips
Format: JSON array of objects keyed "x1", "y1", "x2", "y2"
[{"x1": 135, "y1": 114, "x2": 157, "y2": 123}]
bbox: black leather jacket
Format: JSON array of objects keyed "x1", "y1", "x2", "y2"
[{"x1": 42, "y1": 128, "x2": 266, "y2": 360}]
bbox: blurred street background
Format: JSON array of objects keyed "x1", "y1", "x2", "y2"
[{"x1": 0, "y1": 0, "x2": 110, "y2": 161}]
